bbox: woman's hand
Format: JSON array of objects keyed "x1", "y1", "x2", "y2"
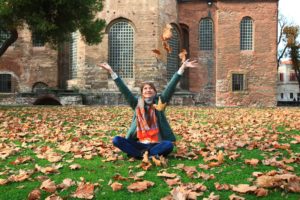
[
  {"x1": 181, "y1": 59, "x2": 198, "y2": 69},
  {"x1": 98, "y1": 62, "x2": 113, "y2": 73}
]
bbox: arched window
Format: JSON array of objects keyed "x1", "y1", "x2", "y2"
[
  {"x1": 167, "y1": 25, "x2": 180, "y2": 80},
  {"x1": 0, "y1": 74, "x2": 12, "y2": 93},
  {"x1": 70, "y1": 32, "x2": 79, "y2": 79},
  {"x1": 240, "y1": 17, "x2": 253, "y2": 50},
  {"x1": 199, "y1": 18, "x2": 213, "y2": 50},
  {"x1": 108, "y1": 21, "x2": 134, "y2": 78}
]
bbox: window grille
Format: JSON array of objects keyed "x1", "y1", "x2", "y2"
[
  {"x1": 32, "y1": 33, "x2": 45, "y2": 47},
  {"x1": 167, "y1": 25, "x2": 180, "y2": 80},
  {"x1": 232, "y1": 74, "x2": 244, "y2": 91},
  {"x1": 0, "y1": 74, "x2": 12, "y2": 93},
  {"x1": 0, "y1": 29, "x2": 11, "y2": 47},
  {"x1": 70, "y1": 32, "x2": 78, "y2": 79},
  {"x1": 240, "y1": 17, "x2": 253, "y2": 50},
  {"x1": 108, "y1": 21, "x2": 134, "y2": 78},
  {"x1": 199, "y1": 18, "x2": 213, "y2": 50}
]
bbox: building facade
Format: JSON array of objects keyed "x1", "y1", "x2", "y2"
[
  {"x1": 277, "y1": 59, "x2": 300, "y2": 103},
  {"x1": 0, "y1": 0, "x2": 279, "y2": 106}
]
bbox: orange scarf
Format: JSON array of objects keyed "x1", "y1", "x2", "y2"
[{"x1": 136, "y1": 97, "x2": 159, "y2": 143}]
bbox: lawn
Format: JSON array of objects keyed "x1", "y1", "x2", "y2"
[{"x1": 0, "y1": 106, "x2": 299, "y2": 200}]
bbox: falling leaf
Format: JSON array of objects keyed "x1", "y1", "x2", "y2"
[
  {"x1": 111, "y1": 182, "x2": 123, "y2": 191},
  {"x1": 127, "y1": 180, "x2": 154, "y2": 192},
  {"x1": 28, "y1": 189, "x2": 41, "y2": 200},
  {"x1": 163, "y1": 41, "x2": 172, "y2": 53},
  {"x1": 153, "y1": 97, "x2": 167, "y2": 112},
  {"x1": 179, "y1": 49, "x2": 187, "y2": 63},
  {"x1": 162, "y1": 24, "x2": 173, "y2": 41},
  {"x1": 152, "y1": 49, "x2": 161, "y2": 57}
]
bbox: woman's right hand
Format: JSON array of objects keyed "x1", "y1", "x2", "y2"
[{"x1": 98, "y1": 62, "x2": 113, "y2": 73}]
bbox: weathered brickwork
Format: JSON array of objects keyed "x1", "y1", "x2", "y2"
[
  {"x1": 0, "y1": 27, "x2": 58, "y2": 93},
  {"x1": 0, "y1": 0, "x2": 278, "y2": 106}
]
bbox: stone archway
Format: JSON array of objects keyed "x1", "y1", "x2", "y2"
[{"x1": 33, "y1": 95, "x2": 62, "y2": 105}]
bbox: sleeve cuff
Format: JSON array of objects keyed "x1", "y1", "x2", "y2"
[
  {"x1": 177, "y1": 67, "x2": 185, "y2": 75},
  {"x1": 110, "y1": 72, "x2": 118, "y2": 80}
]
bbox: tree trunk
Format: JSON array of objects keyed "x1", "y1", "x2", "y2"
[{"x1": 0, "y1": 29, "x2": 18, "y2": 57}]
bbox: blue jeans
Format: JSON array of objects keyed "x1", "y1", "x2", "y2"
[{"x1": 112, "y1": 136, "x2": 174, "y2": 159}]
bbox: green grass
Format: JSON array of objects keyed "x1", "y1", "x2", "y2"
[{"x1": 0, "y1": 106, "x2": 299, "y2": 199}]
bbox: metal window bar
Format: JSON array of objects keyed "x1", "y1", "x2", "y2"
[
  {"x1": 240, "y1": 17, "x2": 253, "y2": 50},
  {"x1": 232, "y1": 74, "x2": 244, "y2": 91},
  {"x1": 70, "y1": 32, "x2": 78, "y2": 79},
  {"x1": 109, "y1": 22, "x2": 134, "y2": 78},
  {"x1": 167, "y1": 26, "x2": 180, "y2": 80},
  {"x1": 0, "y1": 29, "x2": 12, "y2": 47},
  {"x1": 0, "y1": 74, "x2": 12, "y2": 92},
  {"x1": 199, "y1": 18, "x2": 213, "y2": 50}
]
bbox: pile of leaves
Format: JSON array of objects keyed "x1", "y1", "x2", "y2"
[{"x1": 0, "y1": 106, "x2": 299, "y2": 199}]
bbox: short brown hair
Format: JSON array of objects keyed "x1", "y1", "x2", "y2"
[{"x1": 140, "y1": 82, "x2": 157, "y2": 93}]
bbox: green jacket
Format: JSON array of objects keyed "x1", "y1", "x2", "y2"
[{"x1": 114, "y1": 72, "x2": 182, "y2": 142}]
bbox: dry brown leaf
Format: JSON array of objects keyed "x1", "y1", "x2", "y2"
[
  {"x1": 69, "y1": 164, "x2": 81, "y2": 170},
  {"x1": 27, "y1": 189, "x2": 41, "y2": 200},
  {"x1": 162, "y1": 24, "x2": 173, "y2": 41},
  {"x1": 214, "y1": 182, "x2": 231, "y2": 190},
  {"x1": 179, "y1": 49, "x2": 187, "y2": 63},
  {"x1": 229, "y1": 194, "x2": 245, "y2": 200},
  {"x1": 8, "y1": 170, "x2": 31, "y2": 182},
  {"x1": 127, "y1": 180, "x2": 154, "y2": 192},
  {"x1": 0, "y1": 178, "x2": 8, "y2": 185},
  {"x1": 40, "y1": 179, "x2": 57, "y2": 193},
  {"x1": 254, "y1": 188, "x2": 268, "y2": 197},
  {"x1": 56, "y1": 178, "x2": 75, "y2": 190},
  {"x1": 10, "y1": 156, "x2": 32, "y2": 165},
  {"x1": 231, "y1": 184, "x2": 257, "y2": 193},
  {"x1": 163, "y1": 41, "x2": 172, "y2": 53},
  {"x1": 203, "y1": 192, "x2": 220, "y2": 200},
  {"x1": 111, "y1": 182, "x2": 123, "y2": 191},
  {"x1": 157, "y1": 171, "x2": 177, "y2": 179},
  {"x1": 171, "y1": 186, "x2": 188, "y2": 200},
  {"x1": 245, "y1": 158, "x2": 259, "y2": 166},
  {"x1": 72, "y1": 182, "x2": 95, "y2": 199},
  {"x1": 152, "y1": 49, "x2": 161, "y2": 56},
  {"x1": 45, "y1": 194, "x2": 63, "y2": 200},
  {"x1": 164, "y1": 178, "x2": 181, "y2": 187}
]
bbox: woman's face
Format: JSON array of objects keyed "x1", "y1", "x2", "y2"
[{"x1": 142, "y1": 84, "x2": 156, "y2": 98}]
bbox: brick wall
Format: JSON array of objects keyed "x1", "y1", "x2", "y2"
[{"x1": 0, "y1": 26, "x2": 58, "y2": 93}]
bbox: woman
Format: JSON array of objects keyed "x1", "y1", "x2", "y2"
[{"x1": 98, "y1": 59, "x2": 197, "y2": 159}]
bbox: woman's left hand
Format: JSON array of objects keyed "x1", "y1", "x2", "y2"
[{"x1": 182, "y1": 59, "x2": 198, "y2": 68}]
